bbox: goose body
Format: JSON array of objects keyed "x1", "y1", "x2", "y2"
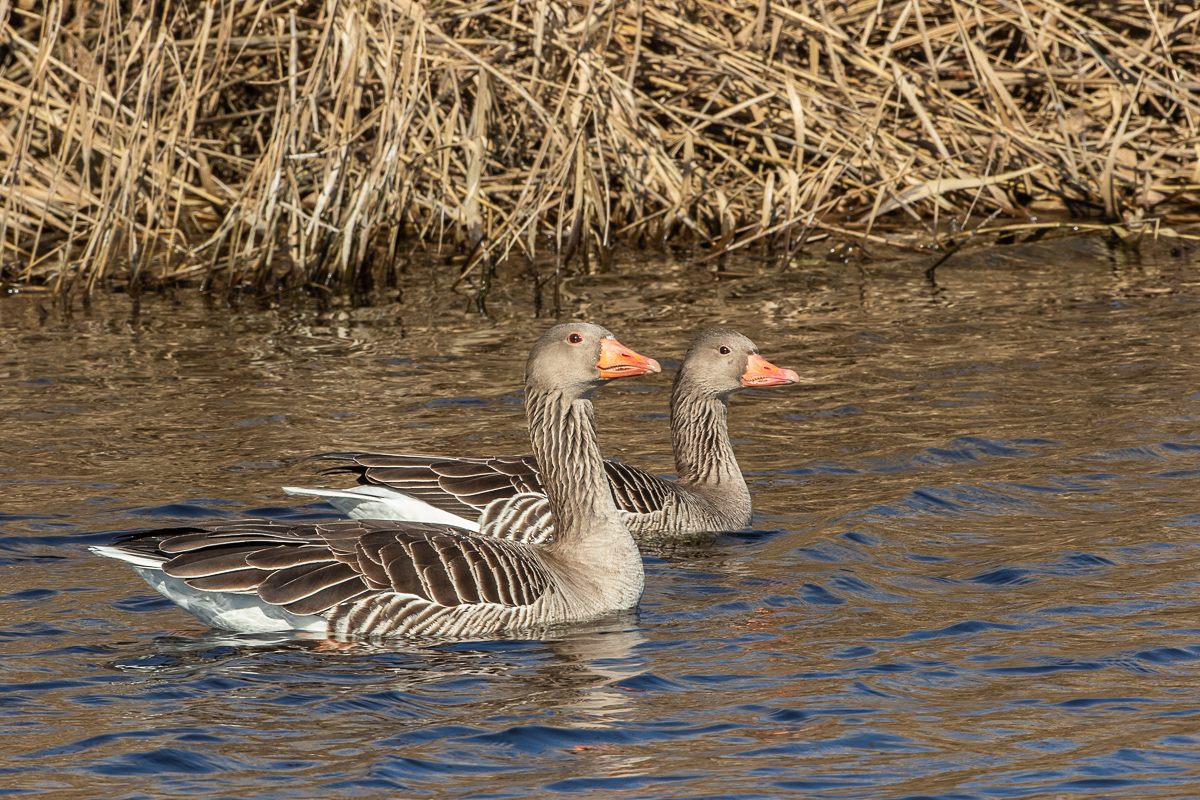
[
  {"x1": 286, "y1": 329, "x2": 798, "y2": 540},
  {"x1": 93, "y1": 325, "x2": 660, "y2": 638}
]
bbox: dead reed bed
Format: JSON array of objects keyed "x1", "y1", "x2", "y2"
[{"x1": 2, "y1": 0, "x2": 1198, "y2": 302}]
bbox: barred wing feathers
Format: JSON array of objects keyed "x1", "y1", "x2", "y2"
[
  {"x1": 602, "y1": 460, "x2": 675, "y2": 516},
  {"x1": 479, "y1": 493, "x2": 555, "y2": 545},
  {"x1": 317, "y1": 452, "x2": 674, "y2": 520},
  {"x1": 317, "y1": 453, "x2": 545, "y2": 518},
  {"x1": 104, "y1": 520, "x2": 554, "y2": 634}
]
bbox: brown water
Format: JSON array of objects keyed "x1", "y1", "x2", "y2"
[{"x1": 3, "y1": 233, "x2": 1200, "y2": 798}]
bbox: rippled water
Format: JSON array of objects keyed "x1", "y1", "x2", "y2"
[{"x1": 4, "y1": 235, "x2": 1200, "y2": 798}]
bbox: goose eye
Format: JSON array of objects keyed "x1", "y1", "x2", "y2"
[
  {"x1": 568, "y1": 333, "x2": 583, "y2": 344},
  {"x1": 719, "y1": 345, "x2": 731, "y2": 355}
]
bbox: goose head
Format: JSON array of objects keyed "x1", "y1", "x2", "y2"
[
  {"x1": 526, "y1": 323, "x2": 661, "y2": 398},
  {"x1": 677, "y1": 328, "x2": 799, "y2": 399}
]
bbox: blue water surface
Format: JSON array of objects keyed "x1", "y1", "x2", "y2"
[{"x1": 3, "y1": 246, "x2": 1200, "y2": 798}]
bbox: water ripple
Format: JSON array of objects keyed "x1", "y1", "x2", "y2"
[{"x1": 6, "y1": 254, "x2": 1200, "y2": 797}]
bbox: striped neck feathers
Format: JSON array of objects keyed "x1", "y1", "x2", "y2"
[
  {"x1": 526, "y1": 387, "x2": 620, "y2": 543},
  {"x1": 670, "y1": 375, "x2": 743, "y2": 488}
]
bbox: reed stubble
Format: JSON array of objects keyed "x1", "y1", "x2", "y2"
[{"x1": 2, "y1": 0, "x2": 1198, "y2": 301}]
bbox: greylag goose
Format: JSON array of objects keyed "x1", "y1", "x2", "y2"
[
  {"x1": 284, "y1": 329, "x2": 798, "y2": 540},
  {"x1": 90, "y1": 324, "x2": 661, "y2": 638}
]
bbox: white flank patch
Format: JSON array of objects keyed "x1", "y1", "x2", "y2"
[
  {"x1": 94, "y1": 547, "x2": 328, "y2": 634},
  {"x1": 133, "y1": 566, "x2": 328, "y2": 633},
  {"x1": 282, "y1": 485, "x2": 479, "y2": 531}
]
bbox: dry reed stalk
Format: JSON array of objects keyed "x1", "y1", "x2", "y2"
[{"x1": 1, "y1": 0, "x2": 1198, "y2": 299}]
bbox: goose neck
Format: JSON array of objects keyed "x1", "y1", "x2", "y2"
[
  {"x1": 525, "y1": 387, "x2": 617, "y2": 543},
  {"x1": 670, "y1": 379, "x2": 742, "y2": 487}
]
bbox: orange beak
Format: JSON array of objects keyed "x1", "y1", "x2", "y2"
[
  {"x1": 596, "y1": 337, "x2": 662, "y2": 379},
  {"x1": 742, "y1": 354, "x2": 799, "y2": 387}
]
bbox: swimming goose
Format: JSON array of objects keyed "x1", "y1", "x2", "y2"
[
  {"x1": 91, "y1": 324, "x2": 661, "y2": 638},
  {"x1": 285, "y1": 329, "x2": 797, "y2": 540}
]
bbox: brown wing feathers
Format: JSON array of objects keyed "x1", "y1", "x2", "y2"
[
  {"x1": 315, "y1": 452, "x2": 548, "y2": 519},
  {"x1": 129, "y1": 519, "x2": 552, "y2": 619},
  {"x1": 604, "y1": 461, "x2": 673, "y2": 515},
  {"x1": 316, "y1": 451, "x2": 669, "y2": 521},
  {"x1": 257, "y1": 562, "x2": 368, "y2": 615}
]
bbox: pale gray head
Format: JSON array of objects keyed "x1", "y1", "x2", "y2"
[
  {"x1": 526, "y1": 322, "x2": 661, "y2": 397},
  {"x1": 676, "y1": 328, "x2": 799, "y2": 399}
]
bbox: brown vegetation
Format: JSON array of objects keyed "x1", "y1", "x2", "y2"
[{"x1": 2, "y1": 0, "x2": 1198, "y2": 302}]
